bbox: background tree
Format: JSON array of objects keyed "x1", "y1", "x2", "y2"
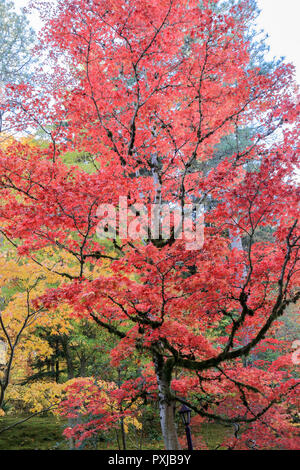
[
  {"x1": 0, "y1": 0, "x2": 35, "y2": 135},
  {"x1": 0, "y1": 253, "x2": 46, "y2": 410}
]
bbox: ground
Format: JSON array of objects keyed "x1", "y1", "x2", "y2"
[{"x1": 0, "y1": 415, "x2": 228, "y2": 450}]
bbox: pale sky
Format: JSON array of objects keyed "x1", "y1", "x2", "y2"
[
  {"x1": 13, "y1": 0, "x2": 300, "y2": 83},
  {"x1": 256, "y1": 0, "x2": 300, "y2": 83}
]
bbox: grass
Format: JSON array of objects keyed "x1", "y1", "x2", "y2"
[
  {"x1": 0, "y1": 415, "x2": 69, "y2": 450},
  {"x1": 0, "y1": 415, "x2": 228, "y2": 450},
  {"x1": 197, "y1": 422, "x2": 229, "y2": 449}
]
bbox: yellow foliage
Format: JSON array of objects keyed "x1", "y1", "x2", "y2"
[{"x1": 6, "y1": 381, "x2": 64, "y2": 414}]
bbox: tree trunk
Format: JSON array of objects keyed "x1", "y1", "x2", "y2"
[
  {"x1": 154, "y1": 355, "x2": 181, "y2": 450},
  {"x1": 60, "y1": 336, "x2": 75, "y2": 379},
  {"x1": 55, "y1": 359, "x2": 60, "y2": 383},
  {"x1": 120, "y1": 416, "x2": 126, "y2": 450},
  {"x1": 79, "y1": 356, "x2": 87, "y2": 377},
  {"x1": 54, "y1": 339, "x2": 60, "y2": 383},
  {"x1": 67, "y1": 418, "x2": 75, "y2": 450},
  {"x1": 0, "y1": 383, "x2": 5, "y2": 410},
  {"x1": 150, "y1": 155, "x2": 180, "y2": 450}
]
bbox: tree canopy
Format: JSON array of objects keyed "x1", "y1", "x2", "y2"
[{"x1": 0, "y1": 0, "x2": 299, "y2": 450}]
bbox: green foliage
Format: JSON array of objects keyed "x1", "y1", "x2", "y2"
[
  {"x1": 0, "y1": 0, "x2": 35, "y2": 85},
  {"x1": 61, "y1": 151, "x2": 100, "y2": 174}
]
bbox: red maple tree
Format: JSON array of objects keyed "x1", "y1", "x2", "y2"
[{"x1": 0, "y1": 0, "x2": 299, "y2": 449}]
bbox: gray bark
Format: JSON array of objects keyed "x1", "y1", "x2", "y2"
[{"x1": 154, "y1": 355, "x2": 181, "y2": 450}]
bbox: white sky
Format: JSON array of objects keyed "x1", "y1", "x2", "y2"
[
  {"x1": 13, "y1": 0, "x2": 300, "y2": 84},
  {"x1": 256, "y1": 0, "x2": 300, "y2": 83}
]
